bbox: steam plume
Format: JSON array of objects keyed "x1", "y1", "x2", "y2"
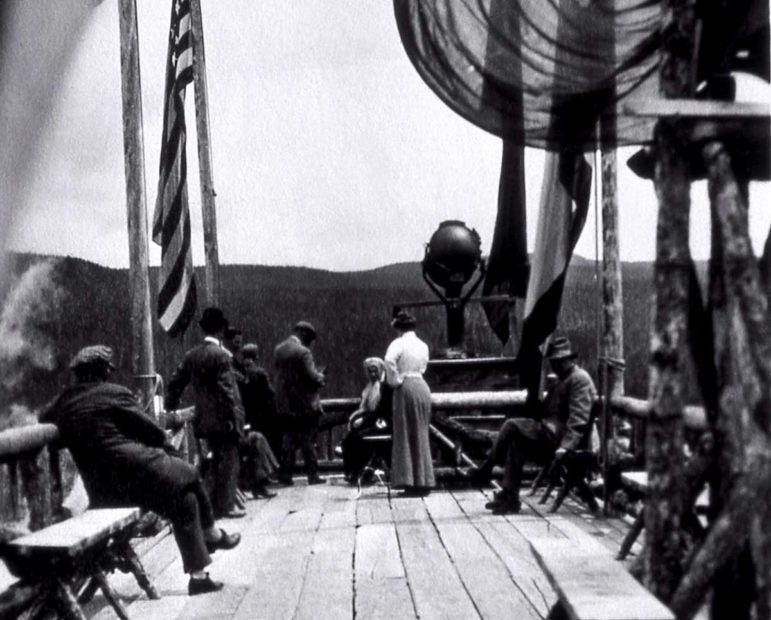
[{"x1": 0, "y1": 260, "x2": 64, "y2": 397}]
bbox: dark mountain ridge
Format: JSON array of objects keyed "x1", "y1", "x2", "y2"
[{"x1": 0, "y1": 251, "x2": 663, "y2": 421}]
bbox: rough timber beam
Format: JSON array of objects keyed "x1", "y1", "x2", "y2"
[{"x1": 623, "y1": 99, "x2": 770, "y2": 118}]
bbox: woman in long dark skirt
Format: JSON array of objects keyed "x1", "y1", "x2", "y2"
[{"x1": 384, "y1": 311, "x2": 435, "y2": 496}]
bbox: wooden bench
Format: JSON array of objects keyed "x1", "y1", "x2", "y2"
[
  {"x1": 616, "y1": 471, "x2": 709, "y2": 560},
  {"x1": 529, "y1": 537, "x2": 675, "y2": 620},
  {"x1": 1, "y1": 506, "x2": 158, "y2": 619}
]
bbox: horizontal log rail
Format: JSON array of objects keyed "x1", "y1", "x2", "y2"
[
  {"x1": 0, "y1": 394, "x2": 706, "y2": 465},
  {"x1": 0, "y1": 424, "x2": 59, "y2": 463},
  {"x1": 609, "y1": 396, "x2": 707, "y2": 431},
  {"x1": 321, "y1": 390, "x2": 528, "y2": 414},
  {"x1": 623, "y1": 99, "x2": 770, "y2": 118}
]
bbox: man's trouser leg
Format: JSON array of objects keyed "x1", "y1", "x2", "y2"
[
  {"x1": 300, "y1": 423, "x2": 319, "y2": 479},
  {"x1": 279, "y1": 429, "x2": 298, "y2": 480},
  {"x1": 167, "y1": 481, "x2": 214, "y2": 573},
  {"x1": 208, "y1": 434, "x2": 240, "y2": 516},
  {"x1": 491, "y1": 419, "x2": 524, "y2": 463},
  {"x1": 474, "y1": 418, "x2": 522, "y2": 477},
  {"x1": 243, "y1": 432, "x2": 278, "y2": 484},
  {"x1": 500, "y1": 420, "x2": 557, "y2": 497}
]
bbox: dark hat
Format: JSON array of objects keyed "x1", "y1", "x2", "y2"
[
  {"x1": 294, "y1": 321, "x2": 317, "y2": 338},
  {"x1": 70, "y1": 345, "x2": 115, "y2": 370},
  {"x1": 199, "y1": 307, "x2": 228, "y2": 332},
  {"x1": 391, "y1": 310, "x2": 417, "y2": 330},
  {"x1": 224, "y1": 327, "x2": 242, "y2": 339},
  {"x1": 545, "y1": 336, "x2": 577, "y2": 360},
  {"x1": 239, "y1": 343, "x2": 260, "y2": 360}
]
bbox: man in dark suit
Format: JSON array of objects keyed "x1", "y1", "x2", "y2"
[
  {"x1": 469, "y1": 336, "x2": 597, "y2": 514},
  {"x1": 166, "y1": 307, "x2": 246, "y2": 518},
  {"x1": 41, "y1": 345, "x2": 240, "y2": 595},
  {"x1": 273, "y1": 321, "x2": 326, "y2": 485}
]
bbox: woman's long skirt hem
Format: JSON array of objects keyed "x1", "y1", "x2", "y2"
[{"x1": 391, "y1": 377, "x2": 435, "y2": 489}]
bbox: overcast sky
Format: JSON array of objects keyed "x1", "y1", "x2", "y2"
[{"x1": 6, "y1": 1, "x2": 771, "y2": 271}]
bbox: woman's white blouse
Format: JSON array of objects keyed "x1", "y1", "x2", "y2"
[{"x1": 384, "y1": 331, "x2": 429, "y2": 387}]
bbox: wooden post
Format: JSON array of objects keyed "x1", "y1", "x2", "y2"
[
  {"x1": 118, "y1": 0, "x2": 156, "y2": 412},
  {"x1": 600, "y1": 149, "x2": 624, "y2": 399},
  {"x1": 189, "y1": 0, "x2": 220, "y2": 306},
  {"x1": 707, "y1": 165, "x2": 751, "y2": 620},
  {"x1": 668, "y1": 140, "x2": 771, "y2": 618},
  {"x1": 643, "y1": 0, "x2": 697, "y2": 602},
  {"x1": 599, "y1": 147, "x2": 625, "y2": 513}
]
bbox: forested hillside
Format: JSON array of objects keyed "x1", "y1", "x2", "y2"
[{"x1": 0, "y1": 252, "x2": 660, "y2": 425}]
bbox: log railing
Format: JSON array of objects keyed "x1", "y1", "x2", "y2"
[
  {"x1": 0, "y1": 394, "x2": 706, "y2": 534},
  {"x1": 317, "y1": 390, "x2": 711, "y2": 467},
  {"x1": 317, "y1": 390, "x2": 530, "y2": 462},
  {"x1": 0, "y1": 424, "x2": 63, "y2": 534},
  {"x1": 0, "y1": 395, "x2": 705, "y2": 511}
]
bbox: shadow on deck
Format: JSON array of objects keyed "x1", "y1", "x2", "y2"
[{"x1": 83, "y1": 478, "x2": 641, "y2": 620}]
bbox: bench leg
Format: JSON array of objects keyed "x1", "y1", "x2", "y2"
[
  {"x1": 546, "y1": 600, "x2": 571, "y2": 620},
  {"x1": 616, "y1": 512, "x2": 645, "y2": 560},
  {"x1": 28, "y1": 590, "x2": 57, "y2": 620},
  {"x1": 93, "y1": 571, "x2": 131, "y2": 620},
  {"x1": 540, "y1": 463, "x2": 566, "y2": 504},
  {"x1": 119, "y1": 541, "x2": 160, "y2": 600},
  {"x1": 539, "y1": 479, "x2": 559, "y2": 504},
  {"x1": 50, "y1": 579, "x2": 87, "y2": 620},
  {"x1": 549, "y1": 479, "x2": 574, "y2": 513},
  {"x1": 574, "y1": 478, "x2": 599, "y2": 513},
  {"x1": 76, "y1": 575, "x2": 100, "y2": 604},
  {"x1": 527, "y1": 466, "x2": 548, "y2": 497}
]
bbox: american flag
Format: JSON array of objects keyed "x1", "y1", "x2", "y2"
[{"x1": 152, "y1": 0, "x2": 197, "y2": 337}]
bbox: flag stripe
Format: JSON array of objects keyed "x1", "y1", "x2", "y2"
[
  {"x1": 152, "y1": 0, "x2": 196, "y2": 337},
  {"x1": 522, "y1": 149, "x2": 591, "y2": 328},
  {"x1": 159, "y1": 217, "x2": 192, "y2": 311},
  {"x1": 161, "y1": 276, "x2": 197, "y2": 337},
  {"x1": 517, "y1": 147, "x2": 591, "y2": 400}
]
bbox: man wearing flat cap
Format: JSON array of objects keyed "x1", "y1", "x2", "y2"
[
  {"x1": 273, "y1": 321, "x2": 326, "y2": 485},
  {"x1": 41, "y1": 345, "x2": 240, "y2": 595},
  {"x1": 165, "y1": 307, "x2": 246, "y2": 518},
  {"x1": 469, "y1": 336, "x2": 597, "y2": 514}
]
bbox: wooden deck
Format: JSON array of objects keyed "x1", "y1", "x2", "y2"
[{"x1": 84, "y1": 478, "x2": 641, "y2": 620}]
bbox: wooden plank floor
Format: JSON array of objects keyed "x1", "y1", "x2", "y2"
[{"x1": 86, "y1": 478, "x2": 641, "y2": 620}]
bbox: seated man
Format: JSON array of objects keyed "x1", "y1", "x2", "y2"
[
  {"x1": 233, "y1": 344, "x2": 280, "y2": 499},
  {"x1": 469, "y1": 336, "x2": 598, "y2": 514},
  {"x1": 40, "y1": 345, "x2": 241, "y2": 596}
]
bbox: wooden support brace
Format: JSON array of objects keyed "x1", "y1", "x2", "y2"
[
  {"x1": 623, "y1": 99, "x2": 770, "y2": 118},
  {"x1": 51, "y1": 579, "x2": 86, "y2": 620},
  {"x1": 93, "y1": 571, "x2": 130, "y2": 620},
  {"x1": 118, "y1": 540, "x2": 160, "y2": 600}
]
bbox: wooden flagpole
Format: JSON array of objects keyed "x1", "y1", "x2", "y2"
[
  {"x1": 117, "y1": 0, "x2": 156, "y2": 413},
  {"x1": 600, "y1": 148, "x2": 624, "y2": 400},
  {"x1": 599, "y1": 146, "x2": 625, "y2": 515},
  {"x1": 189, "y1": 0, "x2": 220, "y2": 307}
]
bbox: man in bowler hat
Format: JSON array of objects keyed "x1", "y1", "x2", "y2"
[
  {"x1": 469, "y1": 336, "x2": 597, "y2": 514},
  {"x1": 273, "y1": 321, "x2": 326, "y2": 485},
  {"x1": 166, "y1": 307, "x2": 246, "y2": 518}
]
